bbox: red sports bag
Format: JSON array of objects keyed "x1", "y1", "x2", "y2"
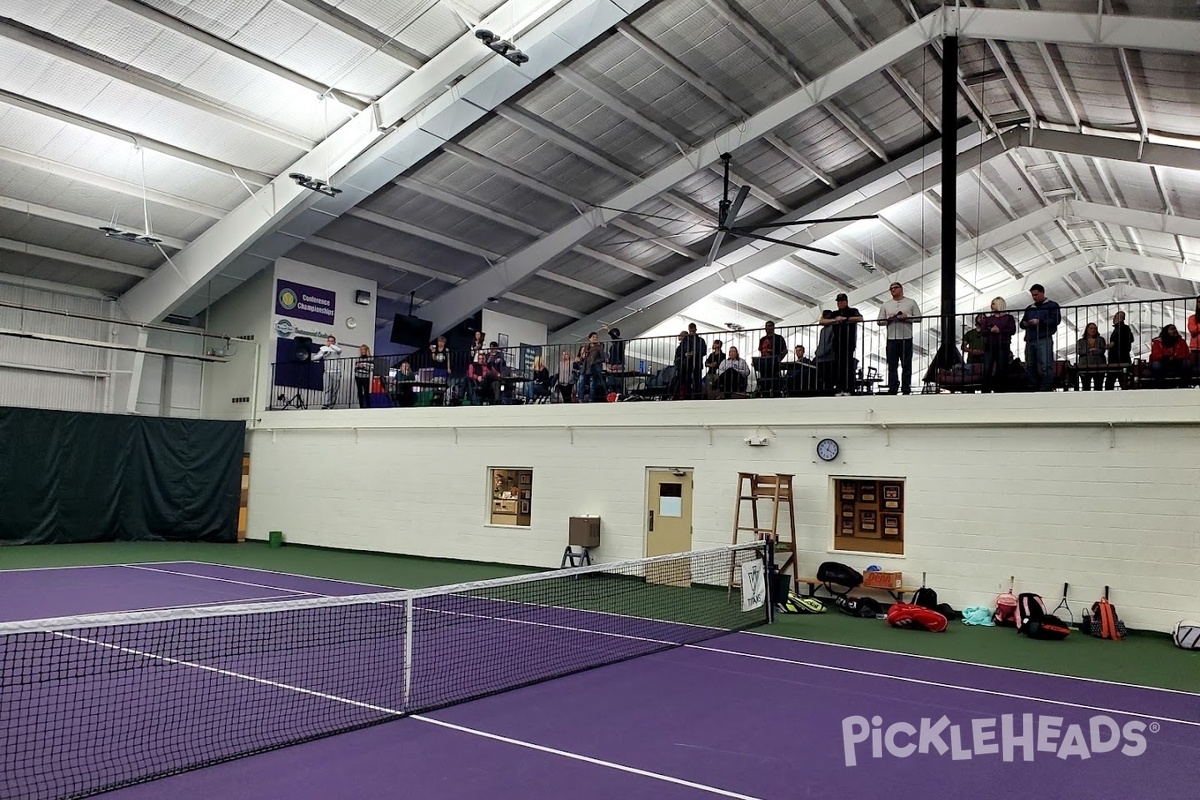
[{"x1": 886, "y1": 602, "x2": 948, "y2": 632}]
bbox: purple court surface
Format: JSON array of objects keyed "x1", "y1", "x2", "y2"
[{"x1": 3, "y1": 562, "x2": 1198, "y2": 800}]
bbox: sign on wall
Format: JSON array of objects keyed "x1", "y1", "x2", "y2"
[{"x1": 275, "y1": 279, "x2": 336, "y2": 324}]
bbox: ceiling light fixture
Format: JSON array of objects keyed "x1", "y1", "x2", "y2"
[
  {"x1": 97, "y1": 224, "x2": 162, "y2": 246},
  {"x1": 475, "y1": 29, "x2": 529, "y2": 65},
  {"x1": 288, "y1": 172, "x2": 342, "y2": 197}
]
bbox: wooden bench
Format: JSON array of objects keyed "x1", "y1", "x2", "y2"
[{"x1": 794, "y1": 576, "x2": 918, "y2": 604}]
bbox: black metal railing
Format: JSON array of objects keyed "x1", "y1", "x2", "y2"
[{"x1": 266, "y1": 295, "x2": 1200, "y2": 409}]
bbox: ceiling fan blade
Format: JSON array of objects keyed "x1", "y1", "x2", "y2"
[
  {"x1": 727, "y1": 230, "x2": 839, "y2": 257},
  {"x1": 722, "y1": 185, "x2": 752, "y2": 229},
  {"x1": 705, "y1": 184, "x2": 750, "y2": 268},
  {"x1": 705, "y1": 230, "x2": 728, "y2": 268},
  {"x1": 732, "y1": 214, "x2": 880, "y2": 231}
]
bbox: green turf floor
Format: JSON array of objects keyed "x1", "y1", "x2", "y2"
[{"x1": 3, "y1": 540, "x2": 1197, "y2": 693}]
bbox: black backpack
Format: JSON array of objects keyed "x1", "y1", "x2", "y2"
[
  {"x1": 817, "y1": 562, "x2": 862, "y2": 596},
  {"x1": 1017, "y1": 593, "x2": 1071, "y2": 640},
  {"x1": 834, "y1": 594, "x2": 882, "y2": 619}
]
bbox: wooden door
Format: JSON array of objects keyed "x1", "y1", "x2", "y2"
[{"x1": 645, "y1": 469, "x2": 693, "y2": 586}]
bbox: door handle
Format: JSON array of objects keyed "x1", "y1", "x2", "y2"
[{"x1": 648, "y1": 509, "x2": 654, "y2": 532}]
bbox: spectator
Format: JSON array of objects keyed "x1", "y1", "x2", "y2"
[
  {"x1": 675, "y1": 324, "x2": 706, "y2": 400},
  {"x1": 601, "y1": 324, "x2": 627, "y2": 395},
  {"x1": 1149, "y1": 324, "x2": 1191, "y2": 388},
  {"x1": 1075, "y1": 322, "x2": 1107, "y2": 391},
  {"x1": 784, "y1": 345, "x2": 816, "y2": 396},
  {"x1": 313, "y1": 335, "x2": 343, "y2": 409},
  {"x1": 755, "y1": 321, "x2": 788, "y2": 397},
  {"x1": 1106, "y1": 310, "x2": 1136, "y2": 390},
  {"x1": 470, "y1": 330, "x2": 487, "y2": 362},
  {"x1": 466, "y1": 352, "x2": 495, "y2": 404},
  {"x1": 524, "y1": 356, "x2": 552, "y2": 403},
  {"x1": 961, "y1": 315, "x2": 985, "y2": 365},
  {"x1": 577, "y1": 333, "x2": 605, "y2": 402},
  {"x1": 390, "y1": 360, "x2": 415, "y2": 407},
  {"x1": 353, "y1": 344, "x2": 374, "y2": 409},
  {"x1": 713, "y1": 346, "x2": 751, "y2": 397},
  {"x1": 980, "y1": 297, "x2": 1016, "y2": 394},
  {"x1": 876, "y1": 281, "x2": 922, "y2": 395},
  {"x1": 429, "y1": 336, "x2": 450, "y2": 376},
  {"x1": 1019, "y1": 284, "x2": 1060, "y2": 392},
  {"x1": 704, "y1": 340, "x2": 725, "y2": 398},
  {"x1": 556, "y1": 351, "x2": 575, "y2": 403},
  {"x1": 819, "y1": 293, "x2": 863, "y2": 396},
  {"x1": 1188, "y1": 297, "x2": 1200, "y2": 351}
]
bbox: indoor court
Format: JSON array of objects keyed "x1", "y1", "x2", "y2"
[{"x1": 3, "y1": 551, "x2": 1198, "y2": 800}]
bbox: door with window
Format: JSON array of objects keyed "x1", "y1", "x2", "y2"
[{"x1": 645, "y1": 469, "x2": 693, "y2": 586}]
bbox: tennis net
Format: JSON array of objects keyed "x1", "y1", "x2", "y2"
[{"x1": 0, "y1": 542, "x2": 769, "y2": 800}]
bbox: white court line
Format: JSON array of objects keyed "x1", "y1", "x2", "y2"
[
  {"x1": 52, "y1": 631, "x2": 765, "y2": 800},
  {"x1": 122, "y1": 564, "x2": 316, "y2": 597},
  {"x1": 0, "y1": 563, "x2": 142, "y2": 574},
  {"x1": 686, "y1": 644, "x2": 1200, "y2": 729},
  {"x1": 168, "y1": 561, "x2": 404, "y2": 592},
  {"x1": 744, "y1": 630, "x2": 1200, "y2": 698}
]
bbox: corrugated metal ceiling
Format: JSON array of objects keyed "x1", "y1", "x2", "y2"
[{"x1": 0, "y1": 0, "x2": 1197, "y2": 339}]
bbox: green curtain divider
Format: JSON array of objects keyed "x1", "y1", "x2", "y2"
[{"x1": 0, "y1": 407, "x2": 245, "y2": 545}]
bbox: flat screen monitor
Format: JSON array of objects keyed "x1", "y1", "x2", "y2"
[{"x1": 390, "y1": 314, "x2": 433, "y2": 347}]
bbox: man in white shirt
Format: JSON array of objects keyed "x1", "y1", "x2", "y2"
[
  {"x1": 312, "y1": 335, "x2": 343, "y2": 408},
  {"x1": 876, "y1": 282, "x2": 922, "y2": 395}
]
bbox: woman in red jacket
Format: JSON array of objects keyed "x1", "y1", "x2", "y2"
[
  {"x1": 1187, "y1": 297, "x2": 1200, "y2": 351},
  {"x1": 1149, "y1": 324, "x2": 1191, "y2": 388}
]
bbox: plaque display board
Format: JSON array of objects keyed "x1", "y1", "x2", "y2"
[
  {"x1": 490, "y1": 468, "x2": 533, "y2": 527},
  {"x1": 833, "y1": 478, "x2": 904, "y2": 555}
]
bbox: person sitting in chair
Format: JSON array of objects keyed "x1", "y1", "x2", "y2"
[
  {"x1": 1150, "y1": 324, "x2": 1192, "y2": 388},
  {"x1": 713, "y1": 346, "x2": 751, "y2": 398}
]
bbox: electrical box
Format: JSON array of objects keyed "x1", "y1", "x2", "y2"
[{"x1": 568, "y1": 516, "x2": 601, "y2": 548}]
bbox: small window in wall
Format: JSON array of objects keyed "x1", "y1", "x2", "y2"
[
  {"x1": 834, "y1": 478, "x2": 904, "y2": 555},
  {"x1": 490, "y1": 468, "x2": 533, "y2": 527}
]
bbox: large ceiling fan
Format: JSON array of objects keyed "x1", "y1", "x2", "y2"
[{"x1": 593, "y1": 153, "x2": 880, "y2": 267}]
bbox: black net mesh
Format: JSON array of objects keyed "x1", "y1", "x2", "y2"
[{"x1": 1, "y1": 544, "x2": 767, "y2": 800}]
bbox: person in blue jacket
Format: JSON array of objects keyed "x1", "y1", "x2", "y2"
[{"x1": 1019, "y1": 284, "x2": 1061, "y2": 391}]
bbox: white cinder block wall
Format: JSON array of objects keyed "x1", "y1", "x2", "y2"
[{"x1": 245, "y1": 392, "x2": 1200, "y2": 633}]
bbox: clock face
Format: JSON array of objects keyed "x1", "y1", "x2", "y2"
[
  {"x1": 345, "y1": 317, "x2": 357, "y2": 330},
  {"x1": 816, "y1": 438, "x2": 840, "y2": 462}
]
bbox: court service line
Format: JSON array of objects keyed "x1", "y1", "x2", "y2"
[
  {"x1": 52, "y1": 631, "x2": 766, "y2": 800},
  {"x1": 686, "y1": 644, "x2": 1200, "y2": 729},
  {"x1": 0, "y1": 561, "x2": 248, "y2": 574},
  {"x1": 170, "y1": 561, "x2": 405, "y2": 591},
  {"x1": 122, "y1": 564, "x2": 315, "y2": 596},
  {"x1": 744, "y1": 630, "x2": 1200, "y2": 698}
]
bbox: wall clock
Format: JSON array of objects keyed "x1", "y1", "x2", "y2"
[{"x1": 816, "y1": 437, "x2": 840, "y2": 462}]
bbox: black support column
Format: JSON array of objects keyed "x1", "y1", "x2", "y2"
[{"x1": 940, "y1": 35, "x2": 959, "y2": 343}]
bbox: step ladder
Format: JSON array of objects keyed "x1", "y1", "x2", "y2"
[{"x1": 729, "y1": 472, "x2": 799, "y2": 597}]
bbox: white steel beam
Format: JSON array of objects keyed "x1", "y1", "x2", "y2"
[
  {"x1": 345, "y1": 208, "x2": 503, "y2": 261},
  {"x1": 0, "y1": 18, "x2": 313, "y2": 151},
  {"x1": 0, "y1": 237, "x2": 152, "y2": 278},
  {"x1": 102, "y1": 0, "x2": 368, "y2": 111},
  {"x1": 951, "y1": 7, "x2": 1200, "y2": 55},
  {"x1": 0, "y1": 195, "x2": 190, "y2": 251},
  {"x1": 0, "y1": 146, "x2": 227, "y2": 219},
  {"x1": 420, "y1": 11, "x2": 946, "y2": 333},
  {"x1": 0, "y1": 89, "x2": 272, "y2": 185},
  {"x1": 1019, "y1": 125, "x2": 1200, "y2": 172},
  {"x1": 555, "y1": 124, "x2": 1001, "y2": 339},
  {"x1": 306, "y1": 238, "x2": 463, "y2": 284},
  {"x1": 118, "y1": 0, "x2": 645, "y2": 323},
  {"x1": 275, "y1": 0, "x2": 426, "y2": 72}
]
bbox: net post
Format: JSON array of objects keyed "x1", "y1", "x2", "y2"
[
  {"x1": 402, "y1": 597, "x2": 414, "y2": 713},
  {"x1": 764, "y1": 536, "x2": 777, "y2": 624}
]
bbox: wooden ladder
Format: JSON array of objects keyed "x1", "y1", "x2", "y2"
[{"x1": 729, "y1": 472, "x2": 799, "y2": 594}]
